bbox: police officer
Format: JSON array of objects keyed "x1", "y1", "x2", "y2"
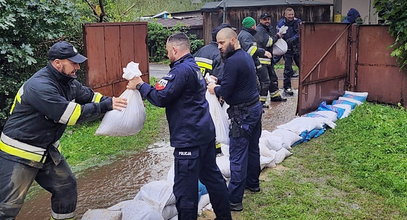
[
  {"x1": 277, "y1": 7, "x2": 301, "y2": 96},
  {"x1": 194, "y1": 23, "x2": 233, "y2": 155},
  {"x1": 255, "y1": 13, "x2": 287, "y2": 102},
  {"x1": 238, "y1": 16, "x2": 272, "y2": 108},
  {"x1": 127, "y1": 32, "x2": 231, "y2": 220},
  {"x1": 208, "y1": 28, "x2": 262, "y2": 212},
  {"x1": 0, "y1": 41, "x2": 127, "y2": 219}
]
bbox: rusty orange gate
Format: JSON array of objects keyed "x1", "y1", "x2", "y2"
[
  {"x1": 298, "y1": 23, "x2": 407, "y2": 115},
  {"x1": 83, "y1": 22, "x2": 149, "y2": 97}
]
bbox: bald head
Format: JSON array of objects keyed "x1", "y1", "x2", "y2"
[
  {"x1": 216, "y1": 28, "x2": 239, "y2": 58},
  {"x1": 217, "y1": 28, "x2": 237, "y2": 40}
]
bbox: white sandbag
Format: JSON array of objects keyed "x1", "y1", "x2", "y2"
[
  {"x1": 270, "y1": 129, "x2": 302, "y2": 147},
  {"x1": 216, "y1": 155, "x2": 230, "y2": 178},
  {"x1": 82, "y1": 209, "x2": 121, "y2": 220},
  {"x1": 272, "y1": 38, "x2": 288, "y2": 56},
  {"x1": 275, "y1": 148, "x2": 292, "y2": 164},
  {"x1": 333, "y1": 104, "x2": 352, "y2": 118},
  {"x1": 205, "y1": 90, "x2": 230, "y2": 145},
  {"x1": 338, "y1": 96, "x2": 363, "y2": 105},
  {"x1": 260, "y1": 130, "x2": 284, "y2": 151},
  {"x1": 277, "y1": 117, "x2": 335, "y2": 135},
  {"x1": 221, "y1": 144, "x2": 229, "y2": 157},
  {"x1": 122, "y1": 200, "x2": 163, "y2": 220},
  {"x1": 259, "y1": 141, "x2": 277, "y2": 159},
  {"x1": 197, "y1": 194, "x2": 211, "y2": 215},
  {"x1": 305, "y1": 110, "x2": 338, "y2": 122},
  {"x1": 134, "y1": 180, "x2": 175, "y2": 212},
  {"x1": 162, "y1": 205, "x2": 177, "y2": 220},
  {"x1": 260, "y1": 155, "x2": 274, "y2": 170},
  {"x1": 344, "y1": 91, "x2": 368, "y2": 98},
  {"x1": 96, "y1": 61, "x2": 146, "y2": 136}
]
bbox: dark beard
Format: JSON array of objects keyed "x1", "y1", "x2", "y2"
[{"x1": 221, "y1": 43, "x2": 235, "y2": 59}]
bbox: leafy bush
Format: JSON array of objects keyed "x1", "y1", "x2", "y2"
[
  {"x1": 0, "y1": 0, "x2": 82, "y2": 130},
  {"x1": 147, "y1": 21, "x2": 204, "y2": 62},
  {"x1": 374, "y1": 0, "x2": 407, "y2": 69}
]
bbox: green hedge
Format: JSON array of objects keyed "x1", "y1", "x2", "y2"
[
  {"x1": 147, "y1": 21, "x2": 203, "y2": 62},
  {"x1": 0, "y1": 0, "x2": 82, "y2": 131}
]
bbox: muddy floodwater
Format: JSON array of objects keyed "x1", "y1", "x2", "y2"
[{"x1": 17, "y1": 77, "x2": 298, "y2": 219}]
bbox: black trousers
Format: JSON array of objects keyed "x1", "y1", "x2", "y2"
[
  {"x1": 0, "y1": 153, "x2": 77, "y2": 219},
  {"x1": 173, "y1": 140, "x2": 231, "y2": 220}
]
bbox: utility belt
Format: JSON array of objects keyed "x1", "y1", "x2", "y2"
[
  {"x1": 0, "y1": 132, "x2": 60, "y2": 164},
  {"x1": 228, "y1": 98, "x2": 259, "y2": 114},
  {"x1": 227, "y1": 98, "x2": 259, "y2": 138}
]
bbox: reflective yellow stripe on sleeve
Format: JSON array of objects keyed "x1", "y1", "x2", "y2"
[
  {"x1": 59, "y1": 102, "x2": 82, "y2": 125},
  {"x1": 247, "y1": 45, "x2": 258, "y2": 56},
  {"x1": 195, "y1": 57, "x2": 213, "y2": 70},
  {"x1": 9, "y1": 85, "x2": 24, "y2": 114},
  {"x1": 259, "y1": 58, "x2": 272, "y2": 65},
  {"x1": 266, "y1": 37, "x2": 274, "y2": 47},
  {"x1": 92, "y1": 92, "x2": 103, "y2": 103}
]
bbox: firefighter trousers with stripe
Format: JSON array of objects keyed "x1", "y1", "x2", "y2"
[{"x1": 0, "y1": 152, "x2": 77, "y2": 219}]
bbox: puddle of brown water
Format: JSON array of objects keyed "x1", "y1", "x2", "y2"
[{"x1": 17, "y1": 141, "x2": 173, "y2": 220}]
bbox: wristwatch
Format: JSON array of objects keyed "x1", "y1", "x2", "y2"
[{"x1": 136, "y1": 82, "x2": 144, "y2": 90}]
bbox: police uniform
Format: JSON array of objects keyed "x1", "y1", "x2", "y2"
[
  {"x1": 277, "y1": 17, "x2": 301, "y2": 92},
  {"x1": 137, "y1": 54, "x2": 231, "y2": 220},
  {"x1": 214, "y1": 49, "x2": 262, "y2": 210},
  {"x1": 238, "y1": 27, "x2": 270, "y2": 105},
  {"x1": 0, "y1": 42, "x2": 113, "y2": 219}
]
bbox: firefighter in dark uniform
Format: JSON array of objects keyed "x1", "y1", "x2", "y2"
[
  {"x1": 255, "y1": 13, "x2": 287, "y2": 102},
  {"x1": 0, "y1": 41, "x2": 127, "y2": 219},
  {"x1": 127, "y1": 33, "x2": 231, "y2": 220},
  {"x1": 194, "y1": 23, "x2": 233, "y2": 80},
  {"x1": 238, "y1": 16, "x2": 273, "y2": 108},
  {"x1": 208, "y1": 28, "x2": 262, "y2": 212},
  {"x1": 194, "y1": 23, "x2": 233, "y2": 155}
]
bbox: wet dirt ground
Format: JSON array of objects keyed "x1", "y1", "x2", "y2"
[{"x1": 17, "y1": 64, "x2": 298, "y2": 220}]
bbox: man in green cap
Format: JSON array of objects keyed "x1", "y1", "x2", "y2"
[{"x1": 238, "y1": 16, "x2": 272, "y2": 108}]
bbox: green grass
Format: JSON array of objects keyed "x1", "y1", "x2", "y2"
[
  {"x1": 61, "y1": 100, "x2": 165, "y2": 173},
  {"x1": 238, "y1": 103, "x2": 407, "y2": 219}
]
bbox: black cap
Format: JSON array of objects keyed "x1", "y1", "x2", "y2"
[
  {"x1": 260, "y1": 13, "x2": 271, "y2": 19},
  {"x1": 47, "y1": 41, "x2": 87, "y2": 63}
]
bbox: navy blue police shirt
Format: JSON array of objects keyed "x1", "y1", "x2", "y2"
[
  {"x1": 214, "y1": 49, "x2": 259, "y2": 105},
  {"x1": 138, "y1": 54, "x2": 215, "y2": 148}
]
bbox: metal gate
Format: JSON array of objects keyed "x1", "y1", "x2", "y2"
[
  {"x1": 83, "y1": 22, "x2": 149, "y2": 97},
  {"x1": 298, "y1": 23, "x2": 407, "y2": 115}
]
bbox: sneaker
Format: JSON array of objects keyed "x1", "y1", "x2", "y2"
[
  {"x1": 230, "y1": 202, "x2": 243, "y2": 212},
  {"x1": 270, "y1": 95, "x2": 287, "y2": 102},
  {"x1": 292, "y1": 72, "x2": 299, "y2": 77},
  {"x1": 284, "y1": 88, "x2": 294, "y2": 96},
  {"x1": 245, "y1": 186, "x2": 260, "y2": 193},
  {"x1": 262, "y1": 103, "x2": 269, "y2": 108}
]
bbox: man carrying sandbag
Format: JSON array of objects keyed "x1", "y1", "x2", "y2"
[
  {"x1": 127, "y1": 32, "x2": 231, "y2": 220},
  {"x1": 207, "y1": 28, "x2": 263, "y2": 212},
  {"x1": 0, "y1": 41, "x2": 127, "y2": 219}
]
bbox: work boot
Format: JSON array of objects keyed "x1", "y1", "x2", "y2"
[
  {"x1": 284, "y1": 88, "x2": 294, "y2": 96},
  {"x1": 230, "y1": 202, "x2": 243, "y2": 212},
  {"x1": 261, "y1": 101, "x2": 269, "y2": 108},
  {"x1": 270, "y1": 91, "x2": 287, "y2": 102},
  {"x1": 245, "y1": 186, "x2": 261, "y2": 193}
]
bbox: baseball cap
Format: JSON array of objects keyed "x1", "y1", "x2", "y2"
[
  {"x1": 47, "y1": 41, "x2": 87, "y2": 64},
  {"x1": 260, "y1": 13, "x2": 271, "y2": 19}
]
